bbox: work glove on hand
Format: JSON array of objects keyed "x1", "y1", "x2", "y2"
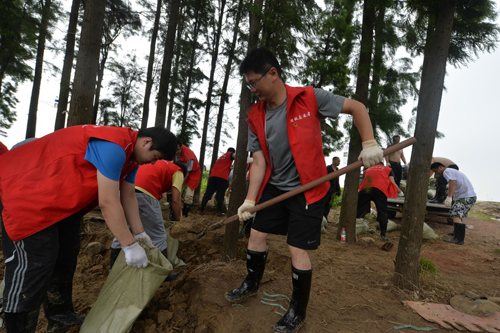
[
  {"x1": 444, "y1": 196, "x2": 453, "y2": 207},
  {"x1": 134, "y1": 231, "x2": 155, "y2": 248},
  {"x1": 238, "y1": 199, "x2": 256, "y2": 222},
  {"x1": 123, "y1": 242, "x2": 148, "y2": 268},
  {"x1": 358, "y1": 140, "x2": 384, "y2": 168},
  {"x1": 397, "y1": 192, "x2": 405, "y2": 198}
]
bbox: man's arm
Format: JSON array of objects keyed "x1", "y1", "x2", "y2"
[
  {"x1": 340, "y1": 99, "x2": 375, "y2": 142},
  {"x1": 120, "y1": 180, "x2": 146, "y2": 235},
  {"x1": 447, "y1": 180, "x2": 456, "y2": 198},
  {"x1": 245, "y1": 150, "x2": 266, "y2": 201},
  {"x1": 401, "y1": 150, "x2": 407, "y2": 165},
  {"x1": 389, "y1": 176, "x2": 402, "y2": 194},
  {"x1": 183, "y1": 171, "x2": 190, "y2": 184},
  {"x1": 171, "y1": 187, "x2": 182, "y2": 220},
  {"x1": 97, "y1": 171, "x2": 136, "y2": 247}
]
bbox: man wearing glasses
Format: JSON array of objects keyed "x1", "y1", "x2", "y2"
[{"x1": 225, "y1": 47, "x2": 384, "y2": 333}]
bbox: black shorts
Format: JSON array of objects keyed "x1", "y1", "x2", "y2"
[{"x1": 252, "y1": 184, "x2": 324, "y2": 250}]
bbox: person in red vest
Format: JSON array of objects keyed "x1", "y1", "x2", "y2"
[
  {"x1": 174, "y1": 139, "x2": 201, "y2": 217},
  {"x1": 357, "y1": 162, "x2": 402, "y2": 241},
  {"x1": 200, "y1": 148, "x2": 236, "y2": 216},
  {"x1": 0, "y1": 125, "x2": 177, "y2": 333},
  {"x1": 0, "y1": 141, "x2": 8, "y2": 156},
  {"x1": 109, "y1": 160, "x2": 186, "y2": 268},
  {"x1": 226, "y1": 47, "x2": 383, "y2": 333}
]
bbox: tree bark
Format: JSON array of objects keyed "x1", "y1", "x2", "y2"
[
  {"x1": 142, "y1": 0, "x2": 162, "y2": 129},
  {"x1": 199, "y1": 0, "x2": 226, "y2": 182},
  {"x1": 337, "y1": 0, "x2": 375, "y2": 243},
  {"x1": 67, "y1": 0, "x2": 106, "y2": 126},
  {"x1": 222, "y1": 0, "x2": 262, "y2": 261},
  {"x1": 394, "y1": 0, "x2": 455, "y2": 290},
  {"x1": 55, "y1": 0, "x2": 80, "y2": 131},
  {"x1": 26, "y1": 0, "x2": 52, "y2": 138},
  {"x1": 155, "y1": 0, "x2": 181, "y2": 127}
]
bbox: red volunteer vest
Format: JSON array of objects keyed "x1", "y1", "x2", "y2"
[
  {"x1": 359, "y1": 164, "x2": 397, "y2": 198},
  {"x1": 0, "y1": 141, "x2": 8, "y2": 156},
  {"x1": 210, "y1": 151, "x2": 234, "y2": 180},
  {"x1": 0, "y1": 125, "x2": 139, "y2": 241},
  {"x1": 135, "y1": 160, "x2": 181, "y2": 200},
  {"x1": 177, "y1": 145, "x2": 201, "y2": 190},
  {"x1": 246, "y1": 85, "x2": 329, "y2": 204}
]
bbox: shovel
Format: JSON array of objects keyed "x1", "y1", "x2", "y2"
[{"x1": 208, "y1": 137, "x2": 417, "y2": 231}]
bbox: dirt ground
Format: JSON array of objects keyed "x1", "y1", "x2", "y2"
[{"x1": 3, "y1": 200, "x2": 500, "y2": 332}]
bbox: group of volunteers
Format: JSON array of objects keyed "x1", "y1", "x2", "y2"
[{"x1": 0, "y1": 46, "x2": 477, "y2": 333}]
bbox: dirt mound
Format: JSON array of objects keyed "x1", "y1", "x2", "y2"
[{"x1": 2, "y1": 201, "x2": 500, "y2": 332}]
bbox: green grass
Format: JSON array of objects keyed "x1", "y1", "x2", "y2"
[
  {"x1": 493, "y1": 248, "x2": 500, "y2": 255},
  {"x1": 330, "y1": 188, "x2": 343, "y2": 209},
  {"x1": 419, "y1": 257, "x2": 439, "y2": 275}
]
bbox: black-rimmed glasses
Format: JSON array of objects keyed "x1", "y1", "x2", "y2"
[{"x1": 246, "y1": 68, "x2": 271, "y2": 90}]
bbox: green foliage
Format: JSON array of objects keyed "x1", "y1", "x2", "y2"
[
  {"x1": 419, "y1": 257, "x2": 439, "y2": 275},
  {"x1": 97, "y1": 53, "x2": 144, "y2": 129},
  {"x1": 493, "y1": 248, "x2": 500, "y2": 255},
  {"x1": 200, "y1": 170, "x2": 209, "y2": 194},
  {"x1": 330, "y1": 188, "x2": 343, "y2": 209}
]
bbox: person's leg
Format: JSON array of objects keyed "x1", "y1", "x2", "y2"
[
  {"x1": 183, "y1": 186, "x2": 195, "y2": 217},
  {"x1": 322, "y1": 191, "x2": 334, "y2": 221},
  {"x1": 136, "y1": 194, "x2": 167, "y2": 251},
  {"x1": 356, "y1": 190, "x2": 371, "y2": 218},
  {"x1": 226, "y1": 185, "x2": 287, "y2": 302},
  {"x1": 430, "y1": 175, "x2": 448, "y2": 203},
  {"x1": 44, "y1": 213, "x2": 85, "y2": 331},
  {"x1": 214, "y1": 178, "x2": 229, "y2": 216},
  {"x1": 372, "y1": 188, "x2": 389, "y2": 241},
  {"x1": 200, "y1": 177, "x2": 217, "y2": 214},
  {"x1": 276, "y1": 192, "x2": 323, "y2": 333},
  {"x1": 2, "y1": 219, "x2": 59, "y2": 333},
  {"x1": 390, "y1": 162, "x2": 402, "y2": 187}
]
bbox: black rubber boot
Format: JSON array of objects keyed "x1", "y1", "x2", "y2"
[
  {"x1": 274, "y1": 266, "x2": 312, "y2": 333},
  {"x1": 46, "y1": 311, "x2": 85, "y2": 332},
  {"x1": 380, "y1": 221, "x2": 388, "y2": 241},
  {"x1": 182, "y1": 204, "x2": 192, "y2": 218},
  {"x1": 109, "y1": 247, "x2": 121, "y2": 271},
  {"x1": 429, "y1": 184, "x2": 447, "y2": 203},
  {"x1": 5, "y1": 309, "x2": 40, "y2": 333},
  {"x1": 217, "y1": 202, "x2": 225, "y2": 216},
  {"x1": 44, "y1": 279, "x2": 85, "y2": 332},
  {"x1": 225, "y1": 249, "x2": 268, "y2": 302},
  {"x1": 444, "y1": 223, "x2": 464, "y2": 245},
  {"x1": 200, "y1": 198, "x2": 209, "y2": 214}
]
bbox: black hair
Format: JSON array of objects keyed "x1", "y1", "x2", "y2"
[
  {"x1": 430, "y1": 162, "x2": 445, "y2": 170},
  {"x1": 138, "y1": 127, "x2": 177, "y2": 160},
  {"x1": 332, "y1": 156, "x2": 340, "y2": 161},
  {"x1": 239, "y1": 47, "x2": 282, "y2": 79},
  {"x1": 176, "y1": 138, "x2": 183, "y2": 147},
  {"x1": 174, "y1": 161, "x2": 188, "y2": 177},
  {"x1": 227, "y1": 147, "x2": 236, "y2": 153}
]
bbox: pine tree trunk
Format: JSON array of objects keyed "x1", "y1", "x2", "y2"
[
  {"x1": 155, "y1": 0, "x2": 181, "y2": 127},
  {"x1": 222, "y1": 0, "x2": 262, "y2": 261},
  {"x1": 67, "y1": 0, "x2": 106, "y2": 126},
  {"x1": 26, "y1": 0, "x2": 52, "y2": 138},
  {"x1": 394, "y1": 0, "x2": 455, "y2": 290},
  {"x1": 55, "y1": 0, "x2": 80, "y2": 131},
  {"x1": 166, "y1": 13, "x2": 185, "y2": 131},
  {"x1": 142, "y1": 0, "x2": 162, "y2": 129},
  {"x1": 91, "y1": 53, "x2": 108, "y2": 124},
  {"x1": 338, "y1": 0, "x2": 374, "y2": 243}
]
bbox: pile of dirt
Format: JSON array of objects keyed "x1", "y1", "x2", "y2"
[{"x1": 2, "y1": 201, "x2": 500, "y2": 332}]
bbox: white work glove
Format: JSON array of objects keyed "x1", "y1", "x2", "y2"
[
  {"x1": 122, "y1": 242, "x2": 148, "y2": 268},
  {"x1": 397, "y1": 192, "x2": 405, "y2": 198},
  {"x1": 238, "y1": 199, "x2": 256, "y2": 222},
  {"x1": 444, "y1": 196, "x2": 453, "y2": 207},
  {"x1": 358, "y1": 140, "x2": 384, "y2": 168},
  {"x1": 134, "y1": 231, "x2": 155, "y2": 248}
]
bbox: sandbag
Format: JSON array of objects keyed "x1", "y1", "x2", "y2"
[
  {"x1": 375, "y1": 220, "x2": 398, "y2": 232},
  {"x1": 422, "y1": 222, "x2": 439, "y2": 240},
  {"x1": 164, "y1": 220, "x2": 187, "y2": 267},
  {"x1": 450, "y1": 294, "x2": 500, "y2": 317},
  {"x1": 80, "y1": 243, "x2": 172, "y2": 333},
  {"x1": 321, "y1": 217, "x2": 328, "y2": 234},
  {"x1": 355, "y1": 218, "x2": 375, "y2": 234}
]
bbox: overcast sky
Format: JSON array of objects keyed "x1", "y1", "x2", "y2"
[{"x1": 3, "y1": 1, "x2": 500, "y2": 202}]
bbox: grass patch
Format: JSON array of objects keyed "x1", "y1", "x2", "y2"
[
  {"x1": 493, "y1": 248, "x2": 500, "y2": 255},
  {"x1": 419, "y1": 257, "x2": 439, "y2": 275}
]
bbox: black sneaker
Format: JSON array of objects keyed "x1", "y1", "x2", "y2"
[{"x1": 47, "y1": 312, "x2": 85, "y2": 332}]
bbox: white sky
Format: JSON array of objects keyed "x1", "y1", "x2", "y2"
[{"x1": 3, "y1": 1, "x2": 500, "y2": 202}]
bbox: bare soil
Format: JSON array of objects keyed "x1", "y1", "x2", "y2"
[{"x1": 3, "y1": 201, "x2": 500, "y2": 332}]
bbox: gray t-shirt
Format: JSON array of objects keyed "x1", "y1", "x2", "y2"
[{"x1": 247, "y1": 88, "x2": 344, "y2": 191}]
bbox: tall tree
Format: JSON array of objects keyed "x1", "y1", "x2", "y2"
[
  {"x1": 0, "y1": 0, "x2": 38, "y2": 133},
  {"x1": 155, "y1": 0, "x2": 181, "y2": 127},
  {"x1": 200, "y1": 0, "x2": 227, "y2": 175},
  {"x1": 141, "y1": 0, "x2": 162, "y2": 129},
  {"x1": 54, "y1": 0, "x2": 81, "y2": 131},
  {"x1": 67, "y1": 0, "x2": 106, "y2": 126},
  {"x1": 394, "y1": 0, "x2": 499, "y2": 289},
  {"x1": 26, "y1": 0, "x2": 54, "y2": 138},
  {"x1": 338, "y1": 0, "x2": 375, "y2": 243},
  {"x1": 91, "y1": 0, "x2": 141, "y2": 124},
  {"x1": 222, "y1": 0, "x2": 263, "y2": 260}
]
